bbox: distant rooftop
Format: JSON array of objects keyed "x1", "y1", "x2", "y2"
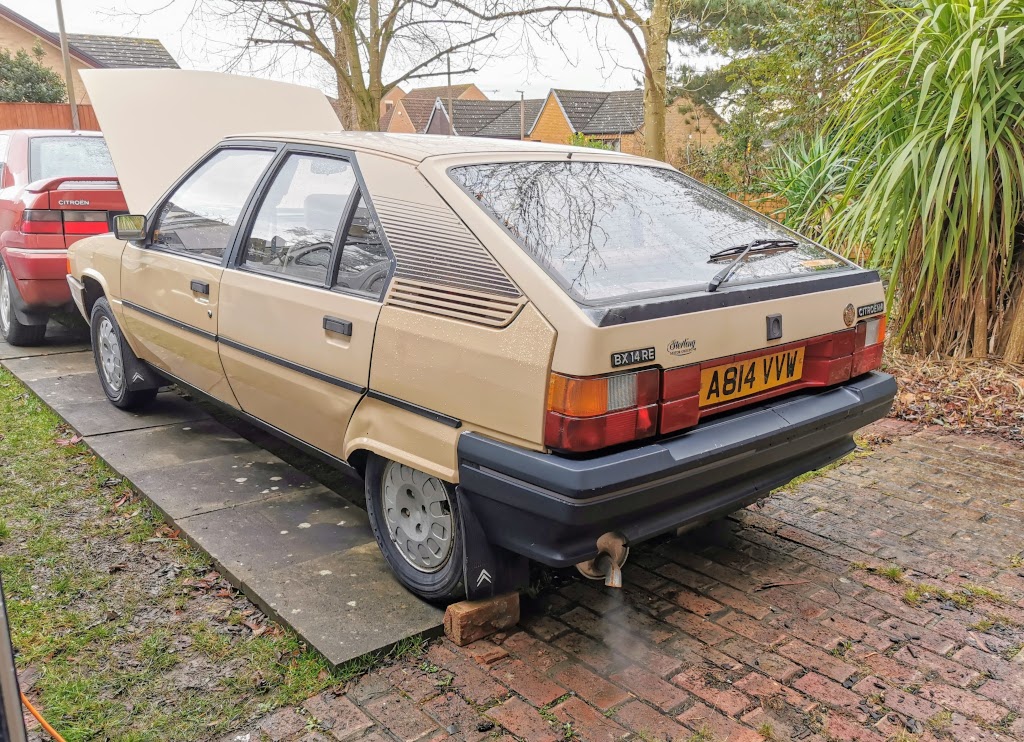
[
  {"x1": 0, "y1": 4, "x2": 178, "y2": 69},
  {"x1": 552, "y1": 89, "x2": 644, "y2": 134},
  {"x1": 432, "y1": 98, "x2": 545, "y2": 139},
  {"x1": 66, "y1": 33, "x2": 179, "y2": 69}
]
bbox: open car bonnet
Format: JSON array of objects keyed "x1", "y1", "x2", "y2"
[{"x1": 81, "y1": 69, "x2": 342, "y2": 215}]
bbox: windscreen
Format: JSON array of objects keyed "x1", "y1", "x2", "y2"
[
  {"x1": 29, "y1": 136, "x2": 116, "y2": 182},
  {"x1": 450, "y1": 161, "x2": 851, "y2": 303}
]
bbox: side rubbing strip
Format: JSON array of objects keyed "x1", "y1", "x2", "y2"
[
  {"x1": 121, "y1": 300, "x2": 217, "y2": 341},
  {"x1": 217, "y1": 336, "x2": 366, "y2": 394},
  {"x1": 366, "y1": 389, "x2": 462, "y2": 428}
]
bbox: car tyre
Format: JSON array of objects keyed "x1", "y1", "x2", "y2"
[
  {"x1": 0, "y1": 257, "x2": 46, "y2": 346},
  {"x1": 364, "y1": 454, "x2": 465, "y2": 604},
  {"x1": 90, "y1": 297, "x2": 157, "y2": 410}
]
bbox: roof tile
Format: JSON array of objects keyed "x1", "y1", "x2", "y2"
[{"x1": 65, "y1": 33, "x2": 178, "y2": 69}]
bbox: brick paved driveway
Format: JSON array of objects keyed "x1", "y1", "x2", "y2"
[{"x1": 235, "y1": 422, "x2": 1024, "y2": 742}]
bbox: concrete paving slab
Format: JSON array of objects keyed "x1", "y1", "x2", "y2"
[
  {"x1": 245, "y1": 548, "x2": 443, "y2": 664},
  {"x1": 3, "y1": 352, "x2": 209, "y2": 435},
  {"x1": 0, "y1": 322, "x2": 89, "y2": 359},
  {"x1": 1, "y1": 332, "x2": 444, "y2": 666},
  {"x1": 180, "y1": 487, "x2": 372, "y2": 579},
  {"x1": 122, "y1": 452, "x2": 330, "y2": 520}
]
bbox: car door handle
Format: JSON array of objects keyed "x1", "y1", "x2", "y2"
[
  {"x1": 190, "y1": 280, "x2": 210, "y2": 295},
  {"x1": 323, "y1": 316, "x2": 352, "y2": 336}
]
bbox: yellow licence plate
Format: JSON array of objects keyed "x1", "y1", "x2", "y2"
[{"x1": 699, "y1": 348, "x2": 805, "y2": 407}]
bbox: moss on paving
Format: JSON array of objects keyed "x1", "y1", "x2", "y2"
[{"x1": 0, "y1": 368, "x2": 415, "y2": 740}]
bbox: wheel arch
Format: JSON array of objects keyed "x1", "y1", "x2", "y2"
[{"x1": 343, "y1": 396, "x2": 460, "y2": 483}]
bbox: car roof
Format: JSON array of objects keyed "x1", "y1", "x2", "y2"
[{"x1": 225, "y1": 131, "x2": 642, "y2": 164}]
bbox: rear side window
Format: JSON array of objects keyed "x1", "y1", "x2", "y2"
[
  {"x1": 153, "y1": 148, "x2": 274, "y2": 262},
  {"x1": 334, "y1": 194, "x2": 389, "y2": 297},
  {"x1": 29, "y1": 136, "x2": 115, "y2": 181},
  {"x1": 450, "y1": 161, "x2": 850, "y2": 303}
]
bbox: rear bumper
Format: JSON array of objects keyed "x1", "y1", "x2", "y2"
[
  {"x1": 1, "y1": 247, "x2": 71, "y2": 308},
  {"x1": 458, "y1": 371, "x2": 897, "y2": 567}
]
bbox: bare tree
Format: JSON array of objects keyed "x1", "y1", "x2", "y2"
[
  {"x1": 445, "y1": 0, "x2": 709, "y2": 162},
  {"x1": 190, "y1": 0, "x2": 503, "y2": 131}
]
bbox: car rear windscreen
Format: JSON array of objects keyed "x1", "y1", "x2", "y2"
[
  {"x1": 450, "y1": 161, "x2": 852, "y2": 303},
  {"x1": 29, "y1": 136, "x2": 116, "y2": 182}
]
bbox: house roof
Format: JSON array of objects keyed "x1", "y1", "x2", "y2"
[
  {"x1": 405, "y1": 83, "x2": 477, "y2": 99},
  {"x1": 66, "y1": 34, "x2": 179, "y2": 69},
  {"x1": 477, "y1": 99, "x2": 544, "y2": 138},
  {"x1": 395, "y1": 96, "x2": 438, "y2": 133},
  {"x1": 0, "y1": 4, "x2": 177, "y2": 69},
  {"x1": 429, "y1": 98, "x2": 545, "y2": 138},
  {"x1": 551, "y1": 88, "x2": 645, "y2": 134}
]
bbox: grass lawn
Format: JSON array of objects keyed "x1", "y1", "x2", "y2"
[{"x1": 0, "y1": 367, "x2": 419, "y2": 741}]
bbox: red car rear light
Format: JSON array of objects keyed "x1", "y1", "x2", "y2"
[
  {"x1": 660, "y1": 365, "x2": 700, "y2": 434},
  {"x1": 63, "y1": 210, "x2": 108, "y2": 235},
  {"x1": 21, "y1": 209, "x2": 62, "y2": 234},
  {"x1": 545, "y1": 369, "x2": 659, "y2": 452},
  {"x1": 853, "y1": 315, "x2": 886, "y2": 375}
]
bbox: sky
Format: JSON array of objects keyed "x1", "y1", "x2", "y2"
[{"x1": 6, "y1": 0, "x2": 653, "y2": 102}]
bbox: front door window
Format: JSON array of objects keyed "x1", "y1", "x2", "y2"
[{"x1": 152, "y1": 149, "x2": 274, "y2": 262}]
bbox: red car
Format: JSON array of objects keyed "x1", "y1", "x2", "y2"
[{"x1": 0, "y1": 129, "x2": 127, "y2": 345}]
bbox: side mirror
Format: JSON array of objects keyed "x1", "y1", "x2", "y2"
[{"x1": 114, "y1": 214, "x2": 147, "y2": 242}]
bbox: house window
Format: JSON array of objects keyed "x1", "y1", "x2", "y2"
[{"x1": 385, "y1": 101, "x2": 394, "y2": 111}]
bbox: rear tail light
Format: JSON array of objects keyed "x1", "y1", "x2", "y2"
[
  {"x1": 853, "y1": 314, "x2": 886, "y2": 375},
  {"x1": 545, "y1": 369, "x2": 659, "y2": 452},
  {"x1": 20, "y1": 209, "x2": 110, "y2": 236},
  {"x1": 546, "y1": 312, "x2": 887, "y2": 453},
  {"x1": 21, "y1": 209, "x2": 62, "y2": 234},
  {"x1": 660, "y1": 365, "x2": 701, "y2": 434},
  {"x1": 63, "y1": 210, "x2": 108, "y2": 235}
]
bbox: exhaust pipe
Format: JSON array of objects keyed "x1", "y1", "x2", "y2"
[{"x1": 575, "y1": 532, "x2": 629, "y2": 588}]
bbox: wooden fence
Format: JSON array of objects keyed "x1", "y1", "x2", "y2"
[
  {"x1": 729, "y1": 192, "x2": 787, "y2": 219},
  {"x1": 0, "y1": 103, "x2": 100, "y2": 131}
]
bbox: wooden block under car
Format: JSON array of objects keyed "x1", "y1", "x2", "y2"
[{"x1": 443, "y1": 592, "x2": 520, "y2": 646}]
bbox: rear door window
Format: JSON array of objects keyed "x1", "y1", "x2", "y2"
[
  {"x1": 29, "y1": 136, "x2": 116, "y2": 181},
  {"x1": 241, "y1": 153, "x2": 357, "y2": 284},
  {"x1": 450, "y1": 161, "x2": 852, "y2": 303}
]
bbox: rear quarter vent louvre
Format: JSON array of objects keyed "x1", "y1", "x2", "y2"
[{"x1": 385, "y1": 278, "x2": 526, "y2": 328}]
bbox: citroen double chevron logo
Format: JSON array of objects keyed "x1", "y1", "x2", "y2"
[{"x1": 476, "y1": 569, "x2": 492, "y2": 587}]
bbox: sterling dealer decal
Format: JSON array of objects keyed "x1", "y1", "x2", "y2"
[
  {"x1": 667, "y1": 338, "x2": 697, "y2": 356},
  {"x1": 611, "y1": 347, "x2": 656, "y2": 368}
]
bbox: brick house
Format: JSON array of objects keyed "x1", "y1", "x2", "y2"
[
  {"x1": 0, "y1": 3, "x2": 178, "y2": 105},
  {"x1": 424, "y1": 97, "x2": 545, "y2": 139},
  {"x1": 379, "y1": 83, "x2": 487, "y2": 132},
  {"x1": 529, "y1": 88, "x2": 722, "y2": 167}
]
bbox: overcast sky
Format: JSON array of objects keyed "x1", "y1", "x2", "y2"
[{"x1": 7, "y1": 0, "x2": 654, "y2": 101}]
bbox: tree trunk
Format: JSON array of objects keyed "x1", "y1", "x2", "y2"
[
  {"x1": 333, "y1": 79, "x2": 359, "y2": 130},
  {"x1": 642, "y1": 0, "x2": 669, "y2": 162},
  {"x1": 353, "y1": 91, "x2": 380, "y2": 132},
  {"x1": 1005, "y1": 283, "x2": 1024, "y2": 363},
  {"x1": 972, "y1": 286, "x2": 988, "y2": 358}
]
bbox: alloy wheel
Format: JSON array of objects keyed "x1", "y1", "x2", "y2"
[{"x1": 381, "y1": 461, "x2": 454, "y2": 573}]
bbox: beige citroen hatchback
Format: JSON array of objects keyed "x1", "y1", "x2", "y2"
[{"x1": 67, "y1": 75, "x2": 894, "y2": 604}]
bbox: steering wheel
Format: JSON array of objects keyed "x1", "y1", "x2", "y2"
[
  {"x1": 285, "y1": 241, "x2": 334, "y2": 267},
  {"x1": 337, "y1": 260, "x2": 390, "y2": 294}
]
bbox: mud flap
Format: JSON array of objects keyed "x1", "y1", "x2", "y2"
[
  {"x1": 457, "y1": 486, "x2": 529, "y2": 600},
  {"x1": 123, "y1": 354, "x2": 166, "y2": 392}
]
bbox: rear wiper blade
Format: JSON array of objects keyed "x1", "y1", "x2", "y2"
[{"x1": 707, "y1": 239, "x2": 799, "y2": 293}]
